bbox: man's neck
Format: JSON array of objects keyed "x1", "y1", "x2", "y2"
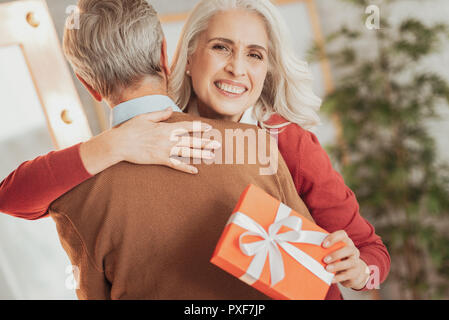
[{"x1": 107, "y1": 76, "x2": 168, "y2": 108}]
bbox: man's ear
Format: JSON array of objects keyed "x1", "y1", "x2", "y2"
[
  {"x1": 76, "y1": 74, "x2": 102, "y2": 102},
  {"x1": 160, "y1": 37, "x2": 171, "y2": 77}
]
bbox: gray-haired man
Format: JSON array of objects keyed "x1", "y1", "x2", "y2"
[{"x1": 51, "y1": 0, "x2": 312, "y2": 299}]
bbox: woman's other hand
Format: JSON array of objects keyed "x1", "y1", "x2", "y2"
[
  {"x1": 80, "y1": 107, "x2": 220, "y2": 175},
  {"x1": 322, "y1": 230, "x2": 370, "y2": 290}
]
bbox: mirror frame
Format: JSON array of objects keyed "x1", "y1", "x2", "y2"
[{"x1": 0, "y1": 0, "x2": 92, "y2": 149}]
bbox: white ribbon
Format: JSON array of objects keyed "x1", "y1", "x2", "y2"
[{"x1": 226, "y1": 202, "x2": 334, "y2": 287}]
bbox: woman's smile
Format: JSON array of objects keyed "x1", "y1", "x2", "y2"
[{"x1": 214, "y1": 80, "x2": 248, "y2": 98}]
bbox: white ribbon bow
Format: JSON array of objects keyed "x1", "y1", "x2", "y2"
[{"x1": 227, "y1": 202, "x2": 334, "y2": 287}]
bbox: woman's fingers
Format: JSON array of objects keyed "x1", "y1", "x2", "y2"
[
  {"x1": 114, "y1": 115, "x2": 217, "y2": 170},
  {"x1": 326, "y1": 257, "x2": 357, "y2": 273},
  {"x1": 141, "y1": 107, "x2": 174, "y2": 122},
  {"x1": 167, "y1": 158, "x2": 199, "y2": 175},
  {"x1": 321, "y1": 230, "x2": 369, "y2": 288},
  {"x1": 324, "y1": 245, "x2": 358, "y2": 264},
  {"x1": 170, "y1": 146, "x2": 215, "y2": 159},
  {"x1": 173, "y1": 121, "x2": 213, "y2": 134},
  {"x1": 331, "y1": 268, "x2": 358, "y2": 284},
  {"x1": 323, "y1": 230, "x2": 351, "y2": 248},
  {"x1": 176, "y1": 136, "x2": 221, "y2": 150}
]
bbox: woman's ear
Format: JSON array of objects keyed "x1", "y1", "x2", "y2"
[{"x1": 185, "y1": 56, "x2": 191, "y2": 76}]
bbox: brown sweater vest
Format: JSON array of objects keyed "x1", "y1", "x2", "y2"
[{"x1": 50, "y1": 113, "x2": 313, "y2": 300}]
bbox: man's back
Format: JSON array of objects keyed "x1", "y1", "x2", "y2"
[{"x1": 50, "y1": 113, "x2": 312, "y2": 299}]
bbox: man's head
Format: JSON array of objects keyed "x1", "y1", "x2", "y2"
[{"x1": 63, "y1": 0, "x2": 170, "y2": 106}]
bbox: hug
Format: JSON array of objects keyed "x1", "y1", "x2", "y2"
[{"x1": 0, "y1": 0, "x2": 390, "y2": 300}]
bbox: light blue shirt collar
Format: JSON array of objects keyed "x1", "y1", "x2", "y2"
[{"x1": 110, "y1": 95, "x2": 182, "y2": 127}]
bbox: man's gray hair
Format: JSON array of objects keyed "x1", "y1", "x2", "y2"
[{"x1": 63, "y1": 0, "x2": 164, "y2": 102}]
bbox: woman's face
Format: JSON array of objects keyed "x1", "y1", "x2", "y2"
[{"x1": 187, "y1": 9, "x2": 269, "y2": 122}]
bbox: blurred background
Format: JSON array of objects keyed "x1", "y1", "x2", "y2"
[{"x1": 0, "y1": 0, "x2": 448, "y2": 299}]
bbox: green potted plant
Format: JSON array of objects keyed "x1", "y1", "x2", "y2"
[{"x1": 310, "y1": 0, "x2": 449, "y2": 299}]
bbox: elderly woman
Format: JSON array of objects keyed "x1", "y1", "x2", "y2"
[
  {"x1": 0, "y1": 0, "x2": 389, "y2": 300},
  {"x1": 172, "y1": 0, "x2": 390, "y2": 299}
]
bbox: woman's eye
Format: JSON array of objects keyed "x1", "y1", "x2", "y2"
[
  {"x1": 249, "y1": 53, "x2": 263, "y2": 60},
  {"x1": 212, "y1": 44, "x2": 229, "y2": 52}
]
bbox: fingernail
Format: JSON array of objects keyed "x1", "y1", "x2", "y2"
[
  {"x1": 324, "y1": 256, "x2": 332, "y2": 263},
  {"x1": 191, "y1": 167, "x2": 198, "y2": 174},
  {"x1": 323, "y1": 241, "x2": 330, "y2": 248},
  {"x1": 207, "y1": 141, "x2": 221, "y2": 149},
  {"x1": 203, "y1": 151, "x2": 214, "y2": 159},
  {"x1": 208, "y1": 152, "x2": 215, "y2": 159},
  {"x1": 326, "y1": 265, "x2": 333, "y2": 271}
]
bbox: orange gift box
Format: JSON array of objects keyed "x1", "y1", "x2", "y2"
[{"x1": 210, "y1": 184, "x2": 345, "y2": 300}]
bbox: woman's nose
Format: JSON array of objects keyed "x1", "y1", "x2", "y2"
[{"x1": 224, "y1": 53, "x2": 246, "y2": 77}]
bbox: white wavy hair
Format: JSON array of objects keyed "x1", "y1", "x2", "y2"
[{"x1": 169, "y1": 0, "x2": 322, "y2": 129}]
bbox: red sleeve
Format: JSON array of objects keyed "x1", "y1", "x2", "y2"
[
  {"x1": 278, "y1": 126, "x2": 391, "y2": 290},
  {"x1": 0, "y1": 143, "x2": 93, "y2": 220}
]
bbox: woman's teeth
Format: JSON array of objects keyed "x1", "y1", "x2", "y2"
[{"x1": 215, "y1": 82, "x2": 246, "y2": 94}]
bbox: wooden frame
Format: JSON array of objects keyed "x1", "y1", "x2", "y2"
[{"x1": 0, "y1": 0, "x2": 92, "y2": 149}]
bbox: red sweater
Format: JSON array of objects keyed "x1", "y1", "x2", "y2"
[
  {"x1": 266, "y1": 114, "x2": 390, "y2": 299},
  {"x1": 0, "y1": 116, "x2": 390, "y2": 300},
  {"x1": 0, "y1": 143, "x2": 91, "y2": 220}
]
